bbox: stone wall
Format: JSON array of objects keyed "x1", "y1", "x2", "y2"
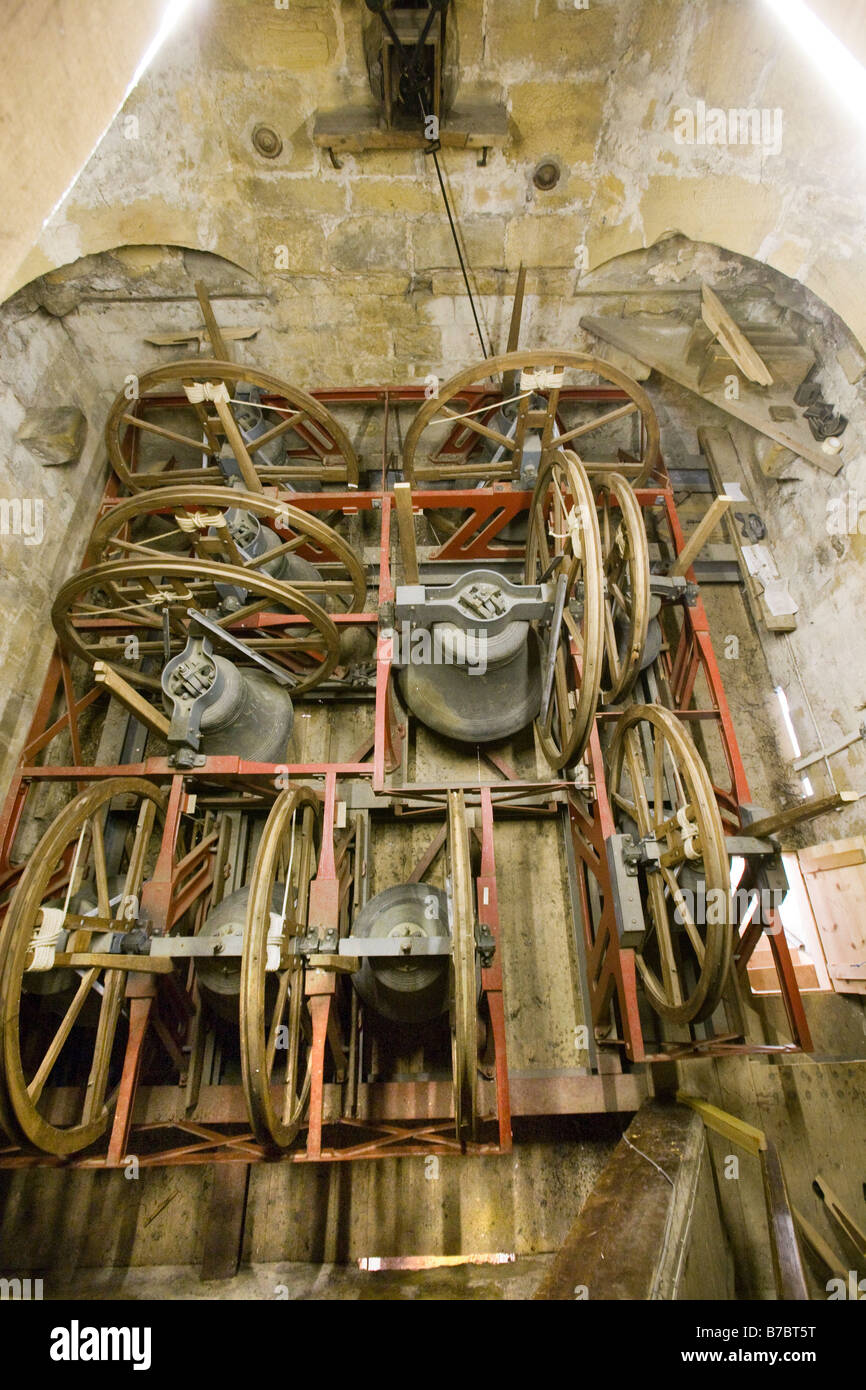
[{"x1": 9, "y1": 0, "x2": 866, "y2": 364}]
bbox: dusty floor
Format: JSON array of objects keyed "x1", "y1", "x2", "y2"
[{"x1": 33, "y1": 1255, "x2": 553, "y2": 1301}]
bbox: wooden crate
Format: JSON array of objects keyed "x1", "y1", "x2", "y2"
[{"x1": 798, "y1": 838, "x2": 866, "y2": 995}]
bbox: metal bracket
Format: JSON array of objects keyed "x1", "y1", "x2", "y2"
[
  {"x1": 621, "y1": 835, "x2": 661, "y2": 871},
  {"x1": 605, "y1": 834, "x2": 646, "y2": 950},
  {"x1": 649, "y1": 572, "x2": 698, "y2": 606},
  {"x1": 475, "y1": 920, "x2": 495, "y2": 968},
  {"x1": 296, "y1": 928, "x2": 339, "y2": 957},
  {"x1": 185, "y1": 609, "x2": 296, "y2": 687},
  {"x1": 395, "y1": 570, "x2": 554, "y2": 633}
]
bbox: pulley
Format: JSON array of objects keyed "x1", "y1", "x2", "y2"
[{"x1": 196, "y1": 884, "x2": 288, "y2": 1019}]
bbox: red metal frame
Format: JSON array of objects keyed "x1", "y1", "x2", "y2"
[
  {"x1": 0, "y1": 390, "x2": 813, "y2": 1169},
  {"x1": 569, "y1": 483, "x2": 812, "y2": 1061}
]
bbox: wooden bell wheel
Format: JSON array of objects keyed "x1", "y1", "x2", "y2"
[
  {"x1": 105, "y1": 359, "x2": 359, "y2": 492},
  {"x1": 592, "y1": 472, "x2": 650, "y2": 704},
  {"x1": 52, "y1": 557, "x2": 340, "y2": 696},
  {"x1": 446, "y1": 790, "x2": 479, "y2": 1145},
  {"x1": 88, "y1": 486, "x2": 367, "y2": 613},
  {"x1": 524, "y1": 450, "x2": 604, "y2": 769},
  {"x1": 402, "y1": 349, "x2": 660, "y2": 486},
  {"x1": 606, "y1": 705, "x2": 732, "y2": 1025},
  {"x1": 0, "y1": 779, "x2": 170, "y2": 1156},
  {"x1": 240, "y1": 786, "x2": 322, "y2": 1150}
]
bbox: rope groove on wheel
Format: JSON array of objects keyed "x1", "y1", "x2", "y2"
[
  {"x1": 402, "y1": 349, "x2": 660, "y2": 485},
  {"x1": 0, "y1": 779, "x2": 171, "y2": 1156},
  {"x1": 606, "y1": 704, "x2": 732, "y2": 1025},
  {"x1": 52, "y1": 556, "x2": 341, "y2": 696},
  {"x1": 105, "y1": 359, "x2": 359, "y2": 491},
  {"x1": 239, "y1": 786, "x2": 322, "y2": 1150},
  {"x1": 524, "y1": 449, "x2": 605, "y2": 769}
]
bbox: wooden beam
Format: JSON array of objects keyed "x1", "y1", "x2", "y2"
[
  {"x1": 211, "y1": 392, "x2": 264, "y2": 494},
  {"x1": 746, "y1": 791, "x2": 864, "y2": 842},
  {"x1": 697, "y1": 426, "x2": 797, "y2": 632},
  {"x1": 813, "y1": 1173, "x2": 866, "y2": 1259},
  {"x1": 201, "y1": 1162, "x2": 250, "y2": 1281},
  {"x1": 761, "y1": 1140, "x2": 810, "y2": 1301},
  {"x1": 792, "y1": 1206, "x2": 849, "y2": 1282},
  {"x1": 582, "y1": 313, "x2": 842, "y2": 475},
  {"x1": 394, "y1": 482, "x2": 420, "y2": 585},
  {"x1": 194, "y1": 280, "x2": 230, "y2": 361},
  {"x1": 676, "y1": 1091, "x2": 767, "y2": 1156},
  {"x1": 701, "y1": 283, "x2": 774, "y2": 387},
  {"x1": 502, "y1": 262, "x2": 526, "y2": 399},
  {"x1": 93, "y1": 661, "x2": 171, "y2": 738},
  {"x1": 669, "y1": 495, "x2": 732, "y2": 576},
  {"x1": 51, "y1": 952, "x2": 175, "y2": 973}
]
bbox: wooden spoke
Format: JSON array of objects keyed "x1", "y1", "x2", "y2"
[
  {"x1": 88, "y1": 486, "x2": 366, "y2": 614},
  {"x1": 555, "y1": 400, "x2": 638, "y2": 447},
  {"x1": 89, "y1": 813, "x2": 111, "y2": 928},
  {"x1": 121, "y1": 412, "x2": 212, "y2": 455},
  {"x1": 606, "y1": 704, "x2": 732, "y2": 1025},
  {"x1": 660, "y1": 865, "x2": 707, "y2": 965},
  {"x1": 403, "y1": 349, "x2": 660, "y2": 485},
  {"x1": 0, "y1": 779, "x2": 172, "y2": 1155},
  {"x1": 81, "y1": 971, "x2": 125, "y2": 1125},
  {"x1": 645, "y1": 872, "x2": 684, "y2": 1007},
  {"x1": 435, "y1": 403, "x2": 515, "y2": 452},
  {"x1": 26, "y1": 969, "x2": 99, "y2": 1105},
  {"x1": 249, "y1": 410, "x2": 306, "y2": 453},
  {"x1": 106, "y1": 360, "x2": 358, "y2": 490},
  {"x1": 53, "y1": 556, "x2": 340, "y2": 698}
]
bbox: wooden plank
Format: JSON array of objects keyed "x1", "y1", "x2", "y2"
[
  {"x1": 313, "y1": 104, "x2": 509, "y2": 153},
  {"x1": 760, "y1": 1140, "x2": 810, "y2": 1300},
  {"x1": 669, "y1": 495, "x2": 732, "y2": 576},
  {"x1": 93, "y1": 661, "x2": 171, "y2": 737},
  {"x1": 746, "y1": 791, "x2": 863, "y2": 842},
  {"x1": 701, "y1": 283, "x2": 774, "y2": 386},
  {"x1": 201, "y1": 1162, "x2": 250, "y2": 1280},
  {"x1": 798, "y1": 836, "x2": 866, "y2": 996},
  {"x1": 145, "y1": 327, "x2": 257, "y2": 349},
  {"x1": 697, "y1": 426, "x2": 797, "y2": 631},
  {"x1": 534, "y1": 1102, "x2": 723, "y2": 1300},
  {"x1": 677, "y1": 1091, "x2": 767, "y2": 1155},
  {"x1": 51, "y1": 952, "x2": 175, "y2": 973},
  {"x1": 582, "y1": 314, "x2": 843, "y2": 475},
  {"x1": 194, "y1": 281, "x2": 230, "y2": 361},
  {"x1": 792, "y1": 1206, "x2": 849, "y2": 1281},
  {"x1": 803, "y1": 847, "x2": 866, "y2": 873},
  {"x1": 393, "y1": 482, "x2": 419, "y2": 585}
]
